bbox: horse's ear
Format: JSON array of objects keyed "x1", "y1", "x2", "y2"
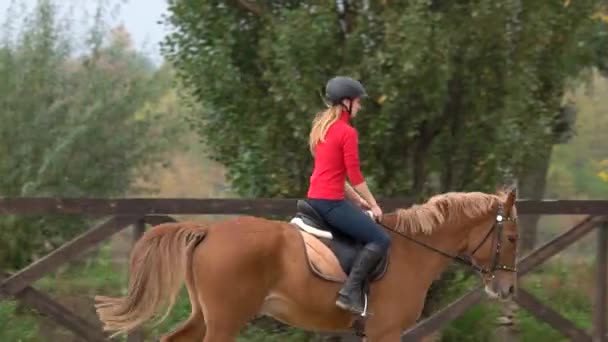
[{"x1": 505, "y1": 186, "x2": 517, "y2": 212}]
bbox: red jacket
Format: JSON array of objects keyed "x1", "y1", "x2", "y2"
[{"x1": 307, "y1": 110, "x2": 365, "y2": 199}]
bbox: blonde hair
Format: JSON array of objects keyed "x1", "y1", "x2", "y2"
[{"x1": 309, "y1": 105, "x2": 342, "y2": 155}]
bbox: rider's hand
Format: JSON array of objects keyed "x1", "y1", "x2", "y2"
[{"x1": 371, "y1": 204, "x2": 383, "y2": 220}]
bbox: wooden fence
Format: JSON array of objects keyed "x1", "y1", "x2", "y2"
[{"x1": 0, "y1": 197, "x2": 606, "y2": 341}]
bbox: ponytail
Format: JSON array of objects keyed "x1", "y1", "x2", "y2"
[{"x1": 308, "y1": 106, "x2": 342, "y2": 155}]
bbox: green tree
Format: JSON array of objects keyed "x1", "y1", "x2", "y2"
[
  {"x1": 546, "y1": 72, "x2": 608, "y2": 199},
  {"x1": 162, "y1": 0, "x2": 606, "y2": 199},
  {"x1": 514, "y1": 0, "x2": 608, "y2": 252},
  {"x1": 161, "y1": 0, "x2": 608, "y2": 338},
  {"x1": 0, "y1": 0, "x2": 181, "y2": 269}
]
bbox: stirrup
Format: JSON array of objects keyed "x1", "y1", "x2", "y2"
[
  {"x1": 351, "y1": 294, "x2": 370, "y2": 339},
  {"x1": 360, "y1": 293, "x2": 369, "y2": 317}
]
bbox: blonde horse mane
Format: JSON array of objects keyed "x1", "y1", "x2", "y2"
[{"x1": 393, "y1": 192, "x2": 500, "y2": 235}]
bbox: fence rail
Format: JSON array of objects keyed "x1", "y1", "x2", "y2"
[
  {"x1": 2, "y1": 197, "x2": 608, "y2": 215},
  {"x1": 0, "y1": 197, "x2": 606, "y2": 342}
]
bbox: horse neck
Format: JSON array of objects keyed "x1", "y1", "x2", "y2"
[{"x1": 381, "y1": 213, "x2": 478, "y2": 286}]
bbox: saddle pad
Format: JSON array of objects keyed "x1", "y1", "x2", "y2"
[{"x1": 299, "y1": 231, "x2": 347, "y2": 283}]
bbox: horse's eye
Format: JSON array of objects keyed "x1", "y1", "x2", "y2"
[{"x1": 507, "y1": 236, "x2": 518, "y2": 244}]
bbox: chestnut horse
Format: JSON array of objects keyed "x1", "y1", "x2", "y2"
[{"x1": 95, "y1": 189, "x2": 519, "y2": 341}]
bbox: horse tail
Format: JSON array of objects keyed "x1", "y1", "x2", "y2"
[{"x1": 94, "y1": 222, "x2": 207, "y2": 337}]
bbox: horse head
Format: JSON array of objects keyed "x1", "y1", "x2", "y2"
[
  {"x1": 388, "y1": 187, "x2": 520, "y2": 301},
  {"x1": 463, "y1": 186, "x2": 519, "y2": 300}
]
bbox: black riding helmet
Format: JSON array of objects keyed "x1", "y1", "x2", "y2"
[{"x1": 324, "y1": 76, "x2": 367, "y2": 113}]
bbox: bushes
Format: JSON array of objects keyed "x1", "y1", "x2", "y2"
[
  {"x1": 0, "y1": 301, "x2": 39, "y2": 342},
  {"x1": 440, "y1": 303, "x2": 501, "y2": 342}
]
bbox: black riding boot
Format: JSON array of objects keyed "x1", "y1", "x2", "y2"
[{"x1": 335, "y1": 242, "x2": 385, "y2": 315}]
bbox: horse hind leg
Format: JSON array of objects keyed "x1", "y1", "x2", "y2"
[
  {"x1": 159, "y1": 309, "x2": 206, "y2": 342},
  {"x1": 200, "y1": 282, "x2": 270, "y2": 342},
  {"x1": 158, "y1": 280, "x2": 207, "y2": 342},
  {"x1": 195, "y1": 252, "x2": 274, "y2": 341},
  {"x1": 186, "y1": 217, "x2": 284, "y2": 341},
  {"x1": 160, "y1": 234, "x2": 207, "y2": 342}
]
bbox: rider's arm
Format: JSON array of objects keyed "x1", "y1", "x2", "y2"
[
  {"x1": 352, "y1": 181, "x2": 379, "y2": 209},
  {"x1": 345, "y1": 182, "x2": 369, "y2": 208},
  {"x1": 342, "y1": 128, "x2": 379, "y2": 208}
]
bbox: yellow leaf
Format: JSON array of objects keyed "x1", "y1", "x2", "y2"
[
  {"x1": 591, "y1": 12, "x2": 608, "y2": 23},
  {"x1": 564, "y1": 0, "x2": 570, "y2": 7},
  {"x1": 598, "y1": 170, "x2": 608, "y2": 182},
  {"x1": 377, "y1": 95, "x2": 387, "y2": 104}
]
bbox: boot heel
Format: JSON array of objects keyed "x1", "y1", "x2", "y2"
[
  {"x1": 335, "y1": 296, "x2": 351, "y2": 310},
  {"x1": 335, "y1": 295, "x2": 363, "y2": 314}
]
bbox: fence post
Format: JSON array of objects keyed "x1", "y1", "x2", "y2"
[
  {"x1": 496, "y1": 301, "x2": 519, "y2": 342},
  {"x1": 594, "y1": 220, "x2": 607, "y2": 342},
  {"x1": 127, "y1": 219, "x2": 146, "y2": 342}
]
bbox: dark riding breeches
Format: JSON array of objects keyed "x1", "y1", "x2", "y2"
[{"x1": 306, "y1": 198, "x2": 390, "y2": 252}]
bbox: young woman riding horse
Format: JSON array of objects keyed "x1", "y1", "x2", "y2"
[
  {"x1": 94, "y1": 78, "x2": 520, "y2": 342},
  {"x1": 306, "y1": 76, "x2": 390, "y2": 315}
]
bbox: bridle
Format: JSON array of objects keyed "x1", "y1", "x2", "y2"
[
  {"x1": 467, "y1": 202, "x2": 518, "y2": 275},
  {"x1": 378, "y1": 202, "x2": 518, "y2": 276}
]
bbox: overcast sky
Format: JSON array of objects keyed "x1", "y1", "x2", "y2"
[{"x1": 0, "y1": 0, "x2": 169, "y2": 64}]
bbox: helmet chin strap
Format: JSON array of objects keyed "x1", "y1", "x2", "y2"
[{"x1": 341, "y1": 99, "x2": 353, "y2": 114}]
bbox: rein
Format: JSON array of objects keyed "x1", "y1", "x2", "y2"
[{"x1": 378, "y1": 203, "x2": 517, "y2": 276}]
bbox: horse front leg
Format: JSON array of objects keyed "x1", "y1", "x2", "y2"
[{"x1": 363, "y1": 301, "x2": 422, "y2": 342}]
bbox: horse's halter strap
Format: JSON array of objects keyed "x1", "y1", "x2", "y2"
[
  {"x1": 468, "y1": 203, "x2": 518, "y2": 275},
  {"x1": 379, "y1": 203, "x2": 517, "y2": 276}
]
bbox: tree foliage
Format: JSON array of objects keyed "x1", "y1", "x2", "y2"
[
  {"x1": 547, "y1": 72, "x2": 608, "y2": 199},
  {"x1": 0, "y1": 0, "x2": 181, "y2": 269},
  {"x1": 162, "y1": 0, "x2": 608, "y2": 200},
  {"x1": 161, "y1": 2, "x2": 608, "y2": 335}
]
